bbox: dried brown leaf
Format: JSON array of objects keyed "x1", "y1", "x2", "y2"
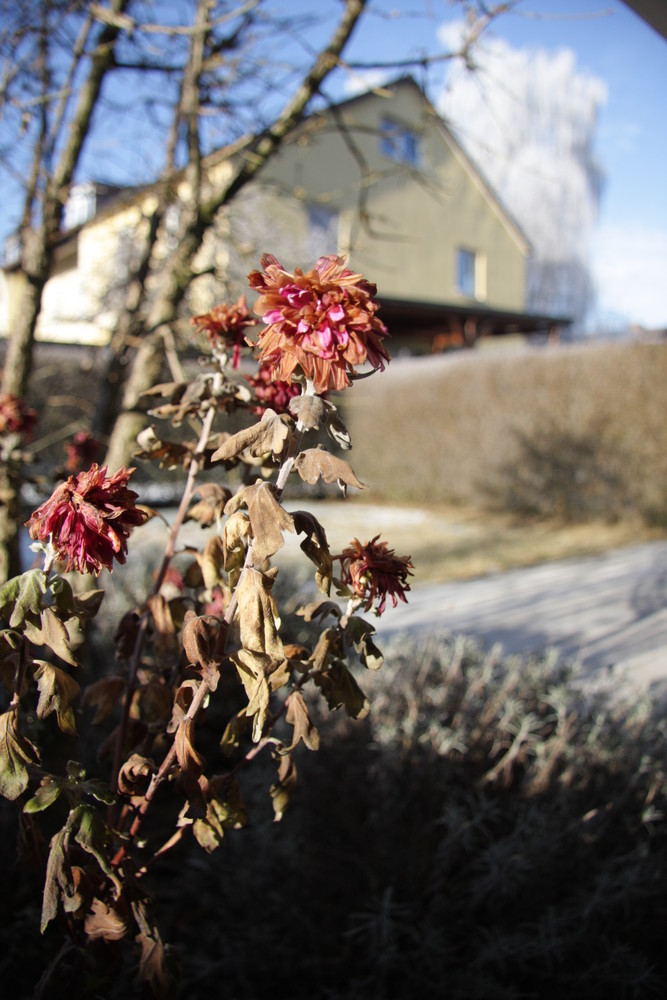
[
  {"x1": 270, "y1": 754, "x2": 297, "y2": 822},
  {"x1": 226, "y1": 481, "x2": 294, "y2": 567},
  {"x1": 83, "y1": 676, "x2": 126, "y2": 724},
  {"x1": 292, "y1": 510, "x2": 332, "y2": 594},
  {"x1": 285, "y1": 691, "x2": 320, "y2": 752},
  {"x1": 294, "y1": 447, "x2": 365, "y2": 496},
  {"x1": 34, "y1": 662, "x2": 81, "y2": 735},
  {"x1": 235, "y1": 569, "x2": 284, "y2": 662},
  {"x1": 84, "y1": 898, "x2": 129, "y2": 942},
  {"x1": 211, "y1": 409, "x2": 292, "y2": 463},
  {"x1": 181, "y1": 611, "x2": 220, "y2": 692}
]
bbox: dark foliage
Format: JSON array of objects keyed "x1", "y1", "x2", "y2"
[{"x1": 3, "y1": 631, "x2": 665, "y2": 998}]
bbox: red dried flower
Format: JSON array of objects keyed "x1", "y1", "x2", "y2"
[
  {"x1": 191, "y1": 295, "x2": 255, "y2": 368},
  {"x1": 0, "y1": 393, "x2": 37, "y2": 442},
  {"x1": 245, "y1": 363, "x2": 302, "y2": 416},
  {"x1": 25, "y1": 464, "x2": 147, "y2": 575},
  {"x1": 248, "y1": 254, "x2": 390, "y2": 393},
  {"x1": 335, "y1": 535, "x2": 413, "y2": 615},
  {"x1": 64, "y1": 431, "x2": 101, "y2": 473}
]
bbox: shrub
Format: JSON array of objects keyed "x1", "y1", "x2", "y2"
[{"x1": 342, "y1": 341, "x2": 667, "y2": 524}]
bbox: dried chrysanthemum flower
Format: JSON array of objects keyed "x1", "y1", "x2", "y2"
[
  {"x1": 248, "y1": 254, "x2": 390, "y2": 393},
  {"x1": 25, "y1": 463, "x2": 147, "y2": 575},
  {"x1": 245, "y1": 363, "x2": 302, "y2": 416},
  {"x1": 64, "y1": 430, "x2": 101, "y2": 473},
  {"x1": 335, "y1": 535, "x2": 413, "y2": 615},
  {"x1": 191, "y1": 295, "x2": 255, "y2": 368},
  {"x1": 0, "y1": 393, "x2": 37, "y2": 442}
]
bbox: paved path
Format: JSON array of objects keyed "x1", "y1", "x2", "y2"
[{"x1": 374, "y1": 540, "x2": 667, "y2": 697}]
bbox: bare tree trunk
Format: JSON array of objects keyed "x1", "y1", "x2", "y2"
[{"x1": 0, "y1": 0, "x2": 129, "y2": 581}]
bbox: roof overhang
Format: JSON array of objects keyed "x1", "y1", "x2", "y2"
[
  {"x1": 379, "y1": 296, "x2": 572, "y2": 340},
  {"x1": 622, "y1": 1, "x2": 667, "y2": 40}
]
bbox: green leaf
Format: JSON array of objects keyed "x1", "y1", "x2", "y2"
[
  {"x1": 0, "y1": 577, "x2": 21, "y2": 623},
  {"x1": 50, "y1": 576, "x2": 75, "y2": 615},
  {"x1": 0, "y1": 710, "x2": 40, "y2": 800},
  {"x1": 192, "y1": 778, "x2": 249, "y2": 852},
  {"x1": 41, "y1": 827, "x2": 69, "y2": 932},
  {"x1": 9, "y1": 570, "x2": 46, "y2": 628},
  {"x1": 24, "y1": 607, "x2": 80, "y2": 666},
  {"x1": 72, "y1": 588, "x2": 105, "y2": 620},
  {"x1": 72, "y1": 805, "x2": 122, "y2": 896},
  {"x1": 24, "y1": 778, "x2": 61, "y2": 814}
]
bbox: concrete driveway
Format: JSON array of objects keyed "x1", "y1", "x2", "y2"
[{"x1": 374, "y1": 539, "x2": 667, "y2": 697}]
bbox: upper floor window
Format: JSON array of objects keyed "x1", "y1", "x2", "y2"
[
  {"x1": 63, "y1": 182, "x2": 97, "y2": 231},
  {"x1": 307, "y1": 203, "x2": 339, "y2": 260},
  {"x1": 457, "y1": 248, "x2": 476, "y2": 298},
  {"x1": 379, "y1": 117, "x2": 420, "y2": 166}
]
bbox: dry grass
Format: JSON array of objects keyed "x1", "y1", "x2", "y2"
[{"x1": 286, "y1": 498, "x2": 664, "y2": 584}]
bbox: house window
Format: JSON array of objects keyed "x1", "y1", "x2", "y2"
[
  {"x1": 457, "y1": 248, "x2": 477, "y2": 298},
  {"x1": 63, "y1": 182, "x2": 97, "y2": 231},
  {"x1": 379, "y1": 117, "x2": 419, "y2": 166},
  {"x1": 307, "y1": 203, "x2": 338, "y2": 260}
]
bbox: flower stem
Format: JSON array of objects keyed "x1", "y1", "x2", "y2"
[{"x1": 109, "y1": 404, "x2": 218, "y2": 819}]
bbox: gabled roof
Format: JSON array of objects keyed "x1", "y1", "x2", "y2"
[{"x1": 292, "y1": 75, "x2": 531, "y2": 256}]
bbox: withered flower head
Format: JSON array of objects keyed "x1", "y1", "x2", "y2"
[
  {"x1": 191, "y1": 295, "x2": 255, "y2": 368},
  {"x1": 335, "y1": 535, "x2": 413, "y2": 615},
  {"x1": 64, "y1": 430, "x2": 101, "y2": 473},
  {"x1": 0, "y1": 393, "x2": 37, "y2": 442},
  {"x1": 248, "y1": 254, "x2": 390, "y2": 393},
  {"x1": 25, "y1": 463, "x2": 147, "y2": 575},
  {"x1": 245, "y1": 363, "x2": 302, "y2": 416}
]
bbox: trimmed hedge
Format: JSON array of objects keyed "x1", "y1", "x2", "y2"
[{"x1": 341, "y1": 341, "x2": 667, "y2": 524}]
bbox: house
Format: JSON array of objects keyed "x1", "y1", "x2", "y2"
[{"x1": 0, "y1": 78, "x2": 570, "y2": 353}]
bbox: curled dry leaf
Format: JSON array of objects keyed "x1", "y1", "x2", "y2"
[
  {"x1": 186, "y1": 483, "x2": 232, "y2": 526},
  {"x1": 84, "y1": 897, "x2": 129, "y2": 942},
  {"x1": 285, "y1": 691, "x2": 320, "y2": 752},
  {"x1": 314, "y1": 660, "x2": 370, "y2": 720},
  {"x1": 288, "y1": 393, "x2": 327, "y2": 430},
  {"x1": 181, "y1": 610, "x2": 220, "y2": 692},
  {"x1": 292, "y1": 510, "x2": 332, "y2": 594},
  {"x1": 294, "y1": 446, "x2": 365, "y2": 496},
  {"x1": 211, "y1": 409, "x2": 292, "y2": 463},
  {"x1": 0, "y1": 710, "x2": 40, "y2": 801},
  {"x1": 235, "y1": 568, "x2": 284, "y2": 663},
  {"x1": 233, "y1": 650, "x2": 271, "y2": 742},
  {"x1": 270, "y1": 754, "x2": 297, "y2": 822},
  {"x1": 117, "y1": 753, "x2": 156, "y2": 799},
  {"x1": 82, "y1": 676, "x2": 126, "y2": 725},
  {"x1": 133, "y1": 425, "x2": 193, "y2": 470},
  {"x1": 34, "y1": 662, "x2": 81, "y2": 735},
  {"x1": 226, "y1": 481, "x2": 294, "y2": 567},
  {"x1": 222, "y1": 510, "x2": 250, "y2": 585}
]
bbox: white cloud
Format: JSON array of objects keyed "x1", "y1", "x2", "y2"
[
  {"x1": 591, "y1": 223, "x2": 667, "y2": 328},
  {"x1": 434, "y1": 21, "x2": 608, "y2": 318},
  {"x1": 342, "y1": 68, "x2": 394, "y2": 98}
]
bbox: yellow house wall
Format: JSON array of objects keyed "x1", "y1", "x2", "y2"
[{"x1": 261, "y1": 82, "x2": 526, "y2": 311}]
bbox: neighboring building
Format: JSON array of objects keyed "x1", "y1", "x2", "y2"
[{"x1": 0, "y1": 78, "x2": 570, "y2": 352}]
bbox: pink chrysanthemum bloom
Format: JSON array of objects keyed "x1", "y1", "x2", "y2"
[
  {"x1": 64, "y1": 430, "x2": 101, "y2": 473},
  {"x1": 245, "y1": 363, "x2": 302, "y2": 416},
  {"x1": 191, "y1": 295, "x2": 255, "y2": 368},
  {"x1": 335, "y1": 535, "x2": 413, "y2": 616},
  {"x1": 248, "y1": 254, "x2": 390, "y2": 393},
  {"x1": 0, "y1": 393, "x2": 37, "y2": 442},
  {"x1": 25, "y1": 464, "x2": 147, "y2": 575}
]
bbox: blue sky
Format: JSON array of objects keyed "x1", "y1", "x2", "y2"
[{"x1": 335, "y1": 0, "x2": 667, "y2": 328}]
